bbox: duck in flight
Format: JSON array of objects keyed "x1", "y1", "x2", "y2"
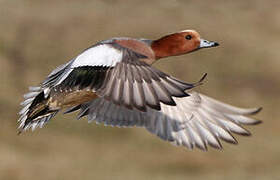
[{"x1": 18, "y1": 30, "x2": 262, "y2": 151}]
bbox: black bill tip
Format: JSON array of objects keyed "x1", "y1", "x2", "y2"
[
  {"x1": 199, "y1": 39, "x2": 220, "y2": 49},
  {"x1": 213, "y1": 42, "x2": 219, "y2": 47}
]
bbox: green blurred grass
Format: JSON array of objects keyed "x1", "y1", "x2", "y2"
[{"x1": 0, "y1": 0, "x2": 279, "y2": 179}]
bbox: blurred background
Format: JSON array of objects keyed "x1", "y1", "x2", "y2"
[{"x1": 0, "y1": 0, "x2": 279, "y2": 179}]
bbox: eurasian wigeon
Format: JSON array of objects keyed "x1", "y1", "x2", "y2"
[{"x1": 18, "y1": 30, "x2": 261, "y2": 151}]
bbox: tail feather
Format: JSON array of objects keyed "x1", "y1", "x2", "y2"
[{"x1": 18, "y1": 86, "x2": 59, "y2": 134}]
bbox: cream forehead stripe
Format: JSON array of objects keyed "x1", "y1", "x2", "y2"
[
  {"x1": 180, "y1": 30, "x2": 196, "y2": 33},
  {"x1": 71, "y1": 44, "x2": 123, "y2": 68}
]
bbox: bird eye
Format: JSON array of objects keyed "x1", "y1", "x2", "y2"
[{"x1": 185, "y1": 35, "x2": 192, "y2": 40}]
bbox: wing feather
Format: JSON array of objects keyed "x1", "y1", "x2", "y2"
[
  {"x1": 68, "y1": 91, "x2": 261, "y2": 151},
  {"x1": 95, "y1": 51, "x2": 201, "y2": 111}
]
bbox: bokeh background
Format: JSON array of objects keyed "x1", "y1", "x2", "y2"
[{"x1": 0, "y1": 0, "x2": 279, "y2": 179}]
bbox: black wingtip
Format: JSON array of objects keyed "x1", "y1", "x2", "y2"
[
  {"x1": 134, "y1": 105, "x2": 147, "y2": 112},
  {"x1": 252, "y1": 107, "x2": 263, "y2": 115},
  {"x1": 77, "y1": 108, "x2": 89, "y2": 120},
  {"x1": 147, "y1": 103, "x2": 161, "y2": 111},
  {"x1": 161, "y1": 97, "x2": 177, "y2": 106},
  {"x1": 194, "y1": 73, "x2": 208, "y2": 87},
  {"x1": 17, "y1": 130, "x2": 23, "y2": 135},
  {"x1": 63, "y1": 105, "x2": 81, "y2": 114},
  {"x1": 252, "y1": 120, "x2": 262, "y2": 125}
]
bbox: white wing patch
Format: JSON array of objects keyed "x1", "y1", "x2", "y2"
[{"x1": 71, "y1": 44, "x2": 123, "y2": 68}]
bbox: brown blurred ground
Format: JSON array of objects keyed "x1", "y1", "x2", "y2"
[{"x1": 0, "y1": 0, "x2": 279, "y2": 179}]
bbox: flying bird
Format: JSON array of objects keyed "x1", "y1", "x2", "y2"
[{"x1": 18, "y1": 30, "x2": 262, "y2": 151}]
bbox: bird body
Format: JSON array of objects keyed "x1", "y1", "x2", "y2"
[{"x1": 18, "y1": 30, "x2": 261, "y2": 151}]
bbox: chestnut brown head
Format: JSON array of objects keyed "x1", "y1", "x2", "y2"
[{"x1": 151, "y1": 30, "x2": 219, "y2": 59}]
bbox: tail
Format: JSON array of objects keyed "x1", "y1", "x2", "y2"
[{"x1": 18, "y1": 86, "x2": 59, "y2": 134}]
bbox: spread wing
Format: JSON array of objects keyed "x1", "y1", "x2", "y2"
[
  {"x1": 65, "y1": 91, "x2": 261, "y2": 151},
  {"x1": 52, "y1": 43, "x2": 203, "y2": 111},
  {"x1": 96, "y1": 60, "x2": 204, "y2": 111}
]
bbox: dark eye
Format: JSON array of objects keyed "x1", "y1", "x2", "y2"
[{"x1": 185, "y1": 35, "x2": 192, "y2": 40}]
